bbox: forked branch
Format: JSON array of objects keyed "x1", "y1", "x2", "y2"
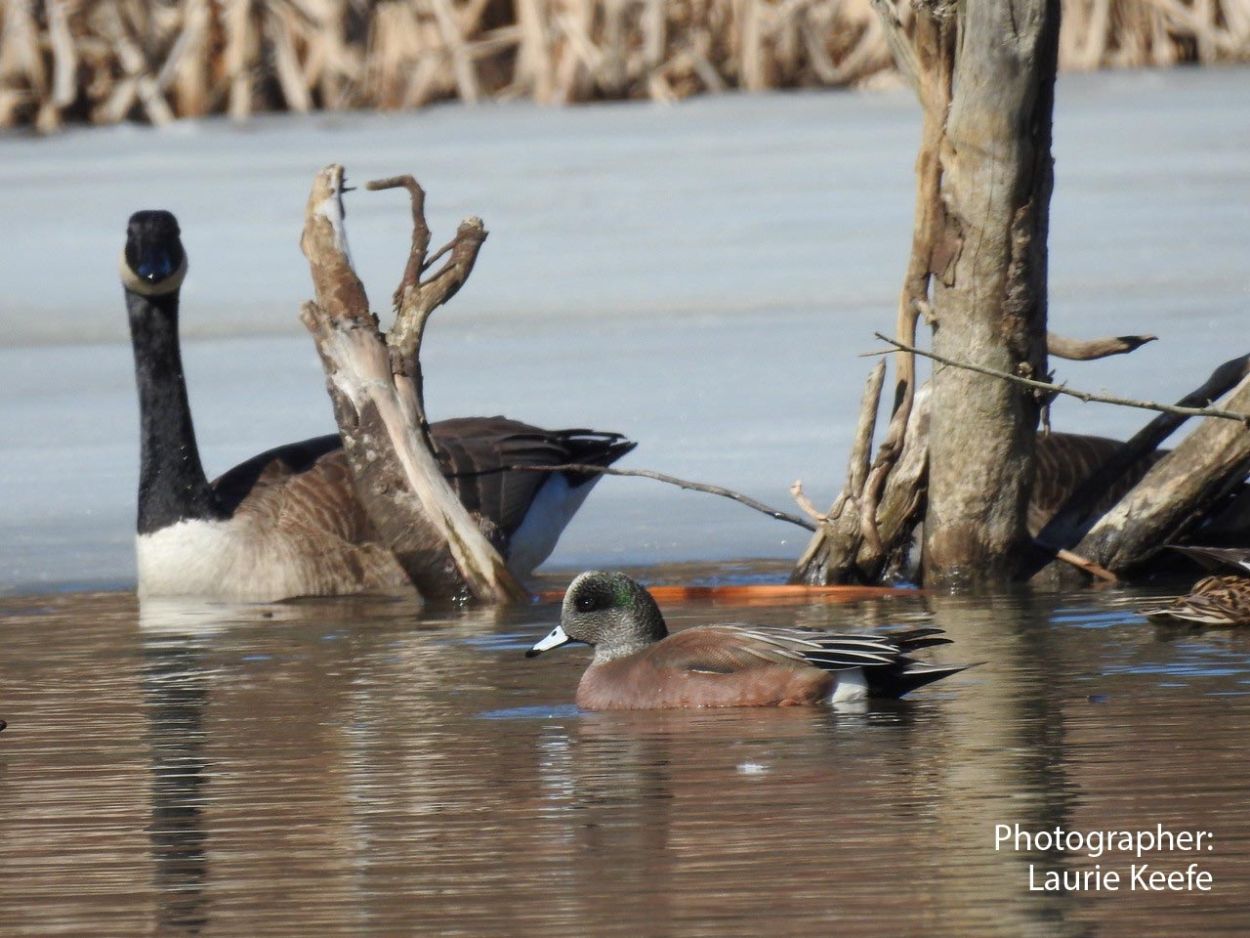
[{"x1": 367, "y1": 174, "x2": 489, "y2": 430}]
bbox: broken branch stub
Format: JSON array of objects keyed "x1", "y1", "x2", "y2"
[
  {"x1": 299, "y1": 164, "x2": 526, "y2": 604},
  {"x1": 1047, "y1": 332, "x2": 1157, "y2": 361}
]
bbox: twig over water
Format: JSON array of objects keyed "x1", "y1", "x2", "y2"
[
  {"x1": 872, "y1": 333, "x2": 1250, "y2": 425},
  {"x1": 507, "y1": 465, "x2": 818, "y2": 532}
]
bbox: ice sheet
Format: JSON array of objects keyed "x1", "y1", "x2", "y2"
[{"x1": 1, "y1": 68, "x2": 1247, "y2": 592}]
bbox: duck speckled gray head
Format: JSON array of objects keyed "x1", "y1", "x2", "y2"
[{"x1": 527, "y1": 570, "x2": 668, "y2": 663}]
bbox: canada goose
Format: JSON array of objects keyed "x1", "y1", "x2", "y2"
[
  {"x1": 124, "y1": 210, "x2": 634, "y2": 601},
  {"x1": 1029, "y1": 431, "x2": 1166, "y2": 537}
]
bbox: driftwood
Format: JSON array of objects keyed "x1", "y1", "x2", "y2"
[
  {"x1": 790, "y1": 4, "x2": 1248, "y2": 589},
  {"x1": 365, "y1": 174, "x2": 488, "y2": 445},
  {"x1": 918, "y1": 0, "x2": 1059, "y2": 586},
  {"x1": 792, "y1": 383, "x2": 930, "y2": 585},
  {"x1": 828, "y1": 0, "x2": 1060, "y2": 589},
  {"x1": 791, "y1": 362, "x2": 889, "y2": 584},
  {"x1": 854, "y1": 5, "x2": 952, "y2": 573},
  {"x1": 1035, "y1": 352, "x2": 1250, "y2": 554},
  {"x1": 865, "y1": 337, "x2": 1250, "y2": 581},
  {"x1": 299, "y1": 164, "x2": 525, "y2": 604},
  {"x1": 808, "y1": 336, "x2": 1250, "y2": 586},
  {"x1": 793, "y1": 321, "x2": 1179, "y2": 582},
  {"x1": 1071, "y1": 373, "x2": 1250, "y2": 572}
]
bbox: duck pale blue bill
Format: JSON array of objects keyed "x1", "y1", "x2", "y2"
[{"x1": 527, "y1": 625, "x2": 571, "y2": 657}]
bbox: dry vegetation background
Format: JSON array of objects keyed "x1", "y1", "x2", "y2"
[{"x1": 1, "y1": 0, "x2": 1248, "y2": 131}]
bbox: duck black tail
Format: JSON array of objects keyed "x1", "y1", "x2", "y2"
[{"x1": 870, "y1": 628, "x2": 974, "y2": 699}]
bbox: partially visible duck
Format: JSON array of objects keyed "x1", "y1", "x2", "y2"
[
  {"x1": 526, "y1": 571, "x2": 969, "y2": 710},
  {"x1": 1142, "y1": 545, "x2": 1250, "y2": 627},
  {"x1": 124, "y1": 210, "x2": 634, "y2": 601}
]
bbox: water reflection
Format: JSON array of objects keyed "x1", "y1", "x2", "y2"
[
  {"x1": 140, "y1": 621, "x2": 212, "y2": 935},
  {"x1": 0, "y1": 580, "x2": 1248, "y2": 935},
  {"x1": 924, "y1": 592, "x2": 1081, "y2": 937}
]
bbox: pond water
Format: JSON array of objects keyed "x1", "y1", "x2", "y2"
[
  {"x1": 1, "y1": 566, "x2": 1247, "y2": 936},
  {"x1": 2, "y1": 65, "x2": 1250, "y2": 935}
]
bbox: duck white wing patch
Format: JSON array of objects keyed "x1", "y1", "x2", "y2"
[{"x1": 828, "y1": 667, "x2": 869, "y2": 707}]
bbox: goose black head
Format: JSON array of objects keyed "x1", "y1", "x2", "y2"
[{"x1": 122, "y1": 210, "x2": 188, "y2": 297}]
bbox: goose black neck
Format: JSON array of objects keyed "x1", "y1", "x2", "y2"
[{"x1": 127, "y1": 287, "x2": 223, "y2": 533}]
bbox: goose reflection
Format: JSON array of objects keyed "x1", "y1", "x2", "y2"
[{"x1": 138, "y1": 600, "x2": 219, "y2": 935}]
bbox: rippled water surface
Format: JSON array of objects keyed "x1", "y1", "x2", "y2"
[{"x1": 2, "y1": 566, "x2": 1248, "y2": 937}]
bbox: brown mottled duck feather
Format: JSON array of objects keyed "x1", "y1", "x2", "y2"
[{"x1": 1143, "y1": 547, "x2": 1250, "y2": 626}]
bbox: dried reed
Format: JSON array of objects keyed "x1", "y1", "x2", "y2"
[{"x1": 1, "y1": 0, "x2": 1247, "y2": 131}]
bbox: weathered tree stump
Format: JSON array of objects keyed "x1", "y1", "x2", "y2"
[{"x1": 299, "y1": 164, "x2": 526, "y2": 604}]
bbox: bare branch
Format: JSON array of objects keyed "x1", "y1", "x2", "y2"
[
  {"x1": 420, "y1": 238, "x2": 456, "y2": 274},
  {"x1": 366, "y1": 174, "x2": 430, "y2": 314},
  {"x1": 388, "y1": 217, "x2": 488, "y2": 376},
  {"x1": 1047, "y1": 331, "x2": 1158, "y2": 361},
  {"x1": 790, "y1": 481, "x2": 828, "y2": 523},
  {"x1": 510, "y1": 464, "x2": 818, "y2": 532},
  {"x1": 366, "y1": 178, "x2": 489, "y2": 447},
  {"x1": 849, "y1": 361, "x2": 886, "y2": 497},
  {"x1": 855, "y1": 9, "x2": 954, "y2": 571},
  {"x1": 874, "y1": 333, "x2": 1250, "y2": 425}
]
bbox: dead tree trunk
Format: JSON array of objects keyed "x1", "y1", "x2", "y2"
[
  {"x1": 922, "y1": 0, "x2": 1059, "y2": 587},
  {"x1": 793, "y1": 0, "x2": 1059, "y2": 588},
  {"x1": 299, "y1": 164, "x2": 527, "y2": 604}
]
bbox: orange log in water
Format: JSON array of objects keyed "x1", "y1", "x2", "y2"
[{"x1": 538, "y1": 583, "x2": 918, "y2": 606}]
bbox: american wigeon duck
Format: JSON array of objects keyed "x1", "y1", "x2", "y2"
[
  {"x1": 123, "y1": 210, "x2": 633, "y2": 601},
  {"x1": 526, "y1": 571, "x2": 970, "y2": 710},
  {"x1": 1143, "y1": 546, "x2": 1250, "y2": 627}
]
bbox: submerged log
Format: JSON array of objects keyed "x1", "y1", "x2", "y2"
[{"x1": 299, "y1": 164, "x2": 526, "y2": 604}]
